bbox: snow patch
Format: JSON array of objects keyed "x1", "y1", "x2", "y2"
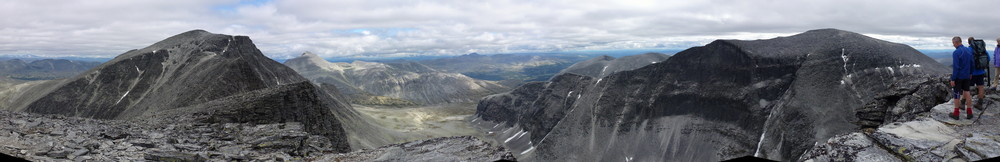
[
  {"x1": 504, "y1": 130, "x2": 526, "y2": 143},
  {"x1": 887, "y1": 67, "x2": 894, "y2": 74},
  {"x1": 567, "y1": 91, "x2": 574, "y2": 97},
  {"x1": 626, "y1": 156, "x2": 634, "y2": 162},
  {"x1": 115, "y1": 90, "x2": 131, "y2": 104},
  {"x1": 520, "y1": 146, "x2": 535, "y2": 155},
  {"x1": 595, "y1": 78, "x2": 602, "y2": 85},
  {"x1": 840, "y1": 48, "x2": 850, "y2": 85}
]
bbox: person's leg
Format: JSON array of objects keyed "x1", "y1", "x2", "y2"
[
  {"x1": 995, "y1": 67, "x2": 1000, "y2": 88},
  {"x1": 953, "y1": 83, "x2": 962, "y2": 119},
  {"x1": 964, "y1": 79, "x2": 975, "y2": 119},
  {"x1": 973, "y1": 75, "x2": 987, "y2": 109},
  {"x1": 966, "y1": 90, "x2": 974, "y2": 119},
  {"x1": 995, "y1": 67, "x2": 1000, "y2": 87}
]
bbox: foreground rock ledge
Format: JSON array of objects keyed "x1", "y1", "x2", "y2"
[{"x1": 0, "y1": 110, "x2": 514, "y2": 161}]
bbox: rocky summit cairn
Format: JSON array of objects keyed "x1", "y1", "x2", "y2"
[{"x1": 474, "y1": 28, "x2": 948, "y2": 161}]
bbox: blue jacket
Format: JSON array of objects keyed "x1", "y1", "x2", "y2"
[
  {"x1": 952, "y1": 45, "x2": 973, "y2": 80},
  {"x1": 995, "y1": 45, "x2": 1000, "y2": 67}
]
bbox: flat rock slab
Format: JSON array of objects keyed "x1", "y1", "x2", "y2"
[
  {"x1": 931, "y1": 102, "x2": 974, "y2": 125},
  {"x1": 958, "y1": 133, "x2": 1000, "y2": 161},
  {"x1": 870, "y1": 117, "x2": 960, "y2": 161}
]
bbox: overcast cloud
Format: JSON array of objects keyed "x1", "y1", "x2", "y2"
[{"x1": 1, "y1": 0, "x2": 998, "y2": 59}]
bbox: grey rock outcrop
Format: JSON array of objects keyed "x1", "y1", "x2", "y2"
[
  {"x1": 285, "y1": 52, "x2": 509, "y2": 105},
  {"x1": 474, "y1": 28, "x2": 947, "y2": 161},
  {"x1": 0, "y1": 111, "x2": 513, "y2": 161}
]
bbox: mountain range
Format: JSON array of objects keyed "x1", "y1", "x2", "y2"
[{"x1": 285, "y1": 52, "x2": 509, "y2": 106}]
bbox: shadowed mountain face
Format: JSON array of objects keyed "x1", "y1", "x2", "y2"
[
  {"x1": 474, "y1": 29, "x2": 948, "y2": 161},
  {"x1": 556, "y1": 53, "x2": 670, "y2": 78},
  {"x1": 0, "y1": 59, "x2": 101, "y2": 80},
  {"x1": 285, "y1": 52, "x2": 509, "y2": 105}
]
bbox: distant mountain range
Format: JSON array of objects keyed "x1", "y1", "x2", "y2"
[
  {"x1": 285, "y1": 52, "x2": 509, "y2": 106},
  {"x1": 0, "y1": 59, "x2": 101, "y2": 80},
  {"x1": 556, "y1": 52, "x2": 670, "y2": 78}
]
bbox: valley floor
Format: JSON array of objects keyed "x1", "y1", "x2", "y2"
[{"x1": 352, "y1": 103, "x2": 485, "y2": 139}]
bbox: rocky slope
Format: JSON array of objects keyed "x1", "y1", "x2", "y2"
[
  {"x1": 0, "y1": 110, "x2": 514, "y2": 161},
  {"x1": 474, "y1": 28, "x2": 948, "y2": 161},
  {"x1": 556, "y1": 53, "x2": 669, "y2": 78},
  {"x1": 285, "y1": 52, "x2": 508, "y2": 105}
]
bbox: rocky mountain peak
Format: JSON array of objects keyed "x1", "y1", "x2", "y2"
[{"x1": 21, "y1": 29, "x2": 306, "y2": 119}]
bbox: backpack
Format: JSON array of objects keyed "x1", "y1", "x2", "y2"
[{"x1": 969, "y1": 39, "x2": 989, "y2": 69}]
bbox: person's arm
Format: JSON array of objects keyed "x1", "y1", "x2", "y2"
[{"x1": 953, "y1": 50, "x2": 961, "y2": 81}]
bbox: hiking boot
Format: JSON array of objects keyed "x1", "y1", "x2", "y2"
[
  {"x1": 950, "y1": 110, "x2": 961, "y2": 120},
  {"x1": 967, "y1": 107, "x2": 975, "y2": 119},
  {"x1": 975, "y1": 99, "x2": 985, "y2": 110}
]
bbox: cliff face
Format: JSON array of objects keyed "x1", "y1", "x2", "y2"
[
  {"x1": 285, "y1": 52, "x2": 508, "y2": 105},
  {"x1": 474, "y1": 29, "x2": 948, "y2": 161}
]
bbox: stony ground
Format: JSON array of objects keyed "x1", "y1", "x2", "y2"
[
  {"x1": 0, "y1": 110, "x2": 513, "y2": 161},
  {"x1": 801, "y1": 94, "x2": 1000, "y2": 161}
]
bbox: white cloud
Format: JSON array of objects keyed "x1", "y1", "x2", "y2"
[{"x1": 1, "y1": 0, "x2": 998, "y2": 59}]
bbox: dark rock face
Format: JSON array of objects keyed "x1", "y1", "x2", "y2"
[
  {"x1": 146, "y1": 82, "x2": 352, "y2": 153},
  {"x1": 855, "y1": 76, "x2": 950, "y2": 128},
  {"x1": 23, "y1": 30, "x2": 306, "y2": 119},
  {"x1": 556, "y1": 53, "x2": 670, "y2": 78},
  {"x1": 285, "y1": 52, "x2": 508, "y2": 105},
  {"x1": 474, "y1": 28, "x2": 947, "y2": 161}
]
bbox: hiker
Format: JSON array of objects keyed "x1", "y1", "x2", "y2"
[
  {"x1": 969, "y1": 37, "x2": 990, "y2": 108},
  {"x1": 995, "y1": 37, "x2": 1000, "y2": 90},
  {"x1": 951, "y1": 36, "x2": 975, "y2": 120}
]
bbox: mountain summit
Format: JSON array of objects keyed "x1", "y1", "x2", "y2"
[
  {"x1": 22, "y1": 30, "x2": 306, "y2": 119},
  {"x1": 474, "y1": 28, "x2": 947, "y2": 161}
]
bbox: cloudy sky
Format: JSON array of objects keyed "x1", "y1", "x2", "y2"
[{"x1": 1, "y1": 0, "x2": 998, "y2": 59}]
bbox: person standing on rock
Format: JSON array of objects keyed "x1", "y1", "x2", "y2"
[
  {"x1": 995, "y1": 37, "x2": 1000, "y2": 90},
  {"x1": 969, "y1": 37, "x2": 990, "y2": 109},
  {"x1": 951, "y1": 36, "x2": 975, "y2": 120}
]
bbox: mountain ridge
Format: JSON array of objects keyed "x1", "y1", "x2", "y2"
[{"x1": 474, "y1": 28, "x2": 948, "y2": 161}]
